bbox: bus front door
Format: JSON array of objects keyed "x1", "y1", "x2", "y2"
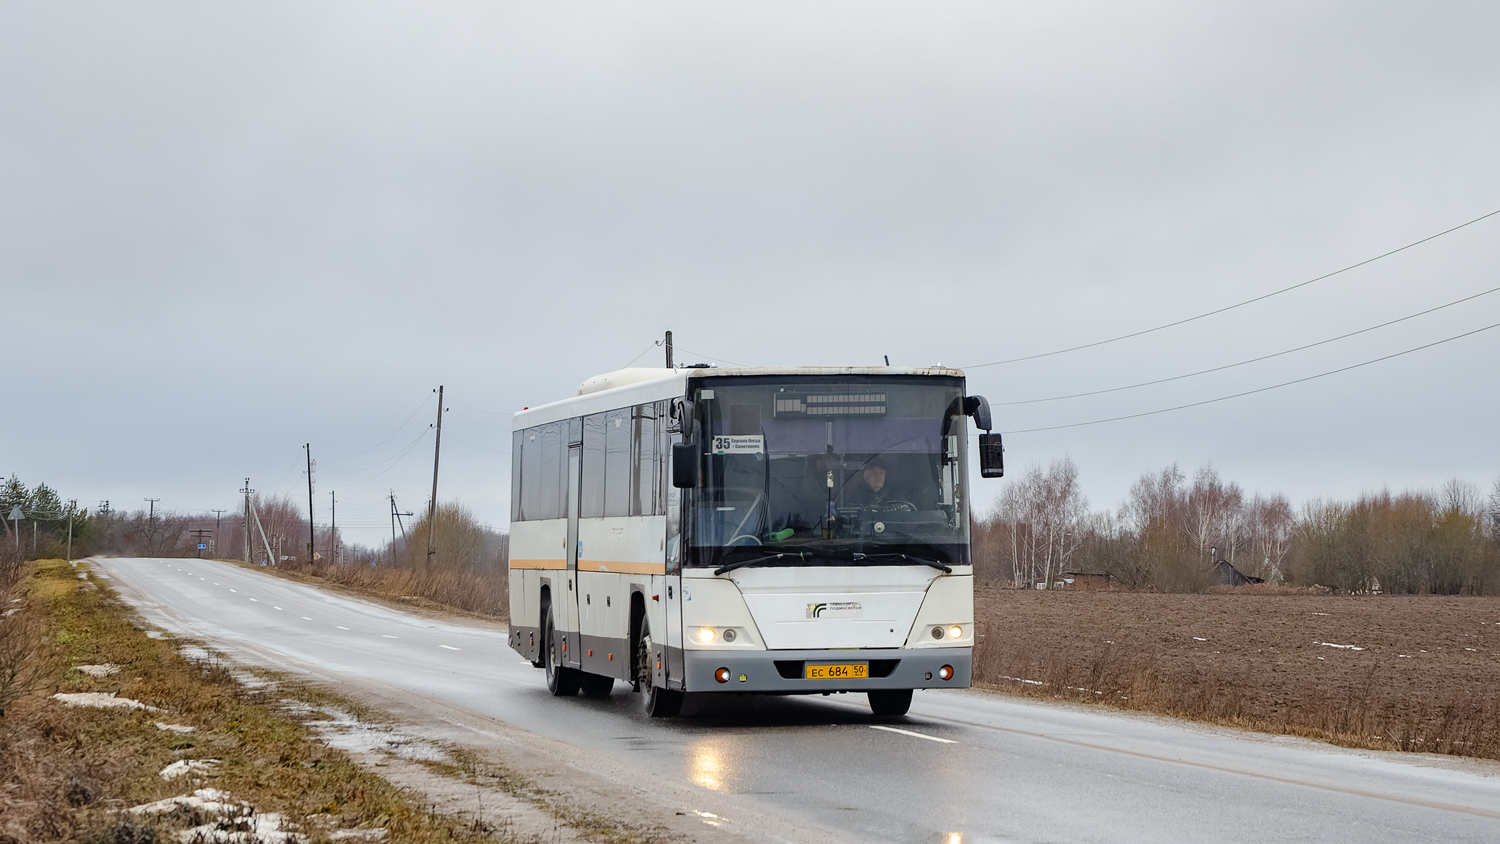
[{"x1": 564, "y1": 443, "x2": 582, "y2": 670}]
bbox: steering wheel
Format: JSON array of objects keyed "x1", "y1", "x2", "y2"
[
  {"x1": 727, "y1": 534, "x2": 763, "y2": 546},
  {"x1": 870, "y1": 500, "x2": 918, "y2": 513}
]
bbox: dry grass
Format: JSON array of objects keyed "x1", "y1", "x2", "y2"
[
  {"x1": 0, "y1": 559, "x2": 520, "y2": 843},
  {"x1": 231, "y1": 559, "x2": 508, "y2": 621},
  {"x1": 973, "y1": 587, "x2": 1500, "y2": 759}
]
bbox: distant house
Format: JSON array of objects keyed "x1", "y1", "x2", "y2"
[
  {"x1": 1211, "y1": 559, "x2": 1264, "y2": 586},
  {"x1": 1062, "y1": 571, "x2": 1116, "y2": 591}
]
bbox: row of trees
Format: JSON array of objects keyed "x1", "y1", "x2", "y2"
[
  {"x1": 973, "y1": 459, "x2": 1500, "y2": 594},
  {"x1": 0, "y1": 475, "x2": 508, "y2": 573}
]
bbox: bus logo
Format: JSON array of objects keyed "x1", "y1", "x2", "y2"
[{"x1": 806, "y1": 601, "x2": 863, "y2": 618}]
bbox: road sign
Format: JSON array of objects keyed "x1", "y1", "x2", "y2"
[
  {"x1": 196, "y1": 544, "x2": 207, "y2": 550},
  {"x1": 6, "y1": 507, "x2": 21, "y2": 521}
]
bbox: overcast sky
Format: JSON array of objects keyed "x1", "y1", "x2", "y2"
[{"x1": 4, "y1": 2, "x2": 1498, "y2": 545}]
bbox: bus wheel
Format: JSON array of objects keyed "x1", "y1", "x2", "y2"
[
  {"x1": 637, "y1": 625, "x2": 682, "y2": 718},
  {"x1": 543, "y1": 605, "x2": 582, "y2": 697},
  {"x1": 868, "y1": 689, "x2": 912, "y2": 717},
  {"x1": 580, "y1": 674, "x2": 614, "y2": 697}
]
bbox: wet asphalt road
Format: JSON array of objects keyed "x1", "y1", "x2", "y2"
[{"x1": 94, "y1": 557, "x2": 1500, "y2": 843}]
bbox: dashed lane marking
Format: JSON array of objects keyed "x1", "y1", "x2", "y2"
[
  {"x1": 273, "y1": 607, "x2": 282, "y2": 611},
  {"x1": 337, "y1": 626, "x2": 350, "y2": 630},
  {"x1": 869, "y1": 725, "x2": 958, "y2": 744},
  {"x1": 249, "y1": 598, "x2": 258, "y2": 602},
  {"x1": 302, "y1": 617, "x2": 312, "y2": 621},
  {"x1": 381, "y1": 635, "x2": 398, "y2": 639},
  {"x1": 439, "y1": 645, "x2": 460, "y2": 651}
]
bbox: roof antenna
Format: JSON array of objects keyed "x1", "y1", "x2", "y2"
[{"x1": 883, "y1": 355, "x2": 890, "y2": 366}]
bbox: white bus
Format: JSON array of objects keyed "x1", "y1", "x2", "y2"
[{"x1": 507, "y1": 366, "x2": 1003, "y2": 717}]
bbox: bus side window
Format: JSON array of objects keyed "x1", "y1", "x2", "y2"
[
  {"x1": 665, "y1": 430, "x2": 682, "y2": 572},
  {"x1": 581, "y1": 414, "x2": 607, "y2": 518},
  {"x1": 510, "y1": 430, "x2": 523, "y2": 523},
  {"x1": 631, "y1": 404, "x2": 658, "y2": 517}
]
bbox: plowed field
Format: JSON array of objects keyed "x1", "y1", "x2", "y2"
[{"x1": 971, "y1": 587, "x2": 1500, "y2": 758}]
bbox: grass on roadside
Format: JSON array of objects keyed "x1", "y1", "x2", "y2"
[{"x1": 0, "y1": 559, "x2": 516, "y2": 843}]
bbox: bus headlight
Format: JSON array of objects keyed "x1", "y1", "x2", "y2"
[
  {"x1": 698, "y1": 627, "x2": 716, "y2": 643},
  {"x1": 948, "y1": 625, "x2": 963, "y2": 640}
]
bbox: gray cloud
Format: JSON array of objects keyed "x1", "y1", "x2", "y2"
[{"x1": 4, "y1": 2, "x2": 1498, "y2": 541}]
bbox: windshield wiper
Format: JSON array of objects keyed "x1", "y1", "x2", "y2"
[
  {"x1": 848, "y1": 552, "x2": 952, "y2": 573},
  {"x1": 713, "y1": 550, "x2": 809, "y2": 576}
]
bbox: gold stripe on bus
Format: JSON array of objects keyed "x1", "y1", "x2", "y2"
[
  {"x1": 577, "y1": 560, "x2": 667, "y2": 574},
  {"x1": 509, "y1": 559, "x2": 567, "y2": 570}
]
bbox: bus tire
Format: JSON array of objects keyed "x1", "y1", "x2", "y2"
[
  {"x1": 580, "y1": 673, "x2": 615, "y2": 697},
  {"x1": 542, "y1": 604, "x2": 582, "y2": 697},
  {"x1": 868, "y1": 689, "x2": 912, "y2": 717},
  {"x1": 636, "y1": 624, "x2": 682, "y2": 718}
]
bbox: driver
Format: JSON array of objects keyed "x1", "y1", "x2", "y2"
[{"x1": 847, "y1": 455, "x2": 906, "y2": 507}]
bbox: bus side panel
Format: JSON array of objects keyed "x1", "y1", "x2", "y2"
[
  {"x1": 577, "y1": 515, "x2": 666, "y2": 680},
  {"x1": 507, "y1": 518, "x2": 567, "y2": 662}
]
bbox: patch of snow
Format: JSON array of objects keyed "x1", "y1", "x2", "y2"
[
  {"x1": 147, "y1": 631, "x2": 171, "y2": 639},
  {"x1": 77, "y1": 572, "x2": 88, "y2": 580},
  {"x1": 1192, "y1": 637, "x2": 1207, "y2": 642},
  {"x1": 73, "y1": 663, "x2": 120, "y2": 678},
  {"x1": 1465, "y1": 647, "x2": 1477, "y2": 652},
  {"x1": 53, "y1": 692, "x2": 161, "y2": 712},
  {"x1": 998, "y1": 675, "x2": 1044, "y2": 686},
  {"x1": 175, "y1": 813, "x2": 302, "y2": 844},
  {"x1": 160, "y1": 759, "x2": 220, "y2": 780},
  {"x1": 1313, "y1": 641, "x2": 1364, "y2": 651},
  {"x1": 1311, "y1": 612, "x2": 1329, "y2": 616},
  {"x1": 302, "y1": 704, "x2": 449, "y2": 763},
  {"x1": 129, "y1": 788, "x2": 243, "y2": 816},
  {"x1": 179, "y1": 646, "x2": 213, "y2": 662},
  {"x1": 329, "y1": 830, "x2": 388, "y2": 842},
  {"x1": 1, "y1": 608, "x2": 18, "y2": 617},
  {"x1": 1399, "y1": 654, "x2": 1411, "y2": 658},
  {"x1": 156, "y1": 722, "x2": 196, "y2": 734}
]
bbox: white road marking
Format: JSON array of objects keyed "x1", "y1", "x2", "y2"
[
  {"x1": 381, "y1": 635, "x2": 398, "y2": 639},
  {"x1": 869, "y1": 725, "x2": 958, "y2": 744},
  {"x1": 229, "y1": 589, "x2": 236, "y2": 593},
  {"x1": 302, "y1": 617, "x2": 312, "y2": 621},
  {"x1": 337, "y1": 626, "x2": 350, "y2": 630},
  {"x1": 273, "y1": 607, "x2": 282, "y2": 611},
  {"x1": 439, "y1": 645, "x2": 460, "y2": 651},
  {"x1": 249, "y1": 598, "x2": 258, "y2": 602},
  {"x1": 213, "y1": 583, "x2": 219, "y2": 586}
]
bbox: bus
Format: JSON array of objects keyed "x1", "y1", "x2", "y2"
[{"x1": 507, "y1": 365, "x2": 1003, "y2": 717}]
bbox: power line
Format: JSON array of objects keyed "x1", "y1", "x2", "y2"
[
  {"x1": 1002, "y1": 319, "x2": 1500, "y2": 434},
  {"x1": 332, "y1": 393, "x2": 432, "y2": 460},
  {"x1": 965, "y1": 207, "x2": 1500, "y2": 369},
  {"x1": 672, "y1": 344, "x2": 750, "y2": 367},
  {"x1": 996, "y1": 282, "x2": 1500, "y2": 406}
]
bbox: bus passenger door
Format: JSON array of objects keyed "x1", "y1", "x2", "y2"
[
  {"x1": 564, "y1": 443, "x2": 583, "y2": 669},
  {"x1": 663, "y1": 431, "x2": 685, "y2": 687}
]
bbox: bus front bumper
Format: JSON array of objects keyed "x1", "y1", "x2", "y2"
[{"x1": 679, "y1": 647, "x2": 971, "y2": 694}]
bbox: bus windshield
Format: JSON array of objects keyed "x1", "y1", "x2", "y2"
[{"x1": 686, "y1": 375, "x2": 970, "y2": 570}]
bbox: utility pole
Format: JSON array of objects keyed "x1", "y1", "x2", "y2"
[
  {"x1": 212, "y1": 508, "x2": 228, "y2": 556},
  {"x1": 329, "y1": 490, "x2": 336, "y2": 565},
  {"x1": 240, "y1": 479, "x2": 254, "y2": 564},
  {"x1": 145, "y1": 498, "x2": 160, "y2": 523},
  {"x1": 304, "y1": 444, "x2": 316, "y2": 564},
  {"x1": 389, "y1": 491, "x2": 413, "y2": 555},
  {"x1": 65, "y1": 499, "x2": 75, "y2": 563},
  {"x1": 144, "y1": 497, "x2": 160, "y2": 554},
  {"x1": 664, "y1": 330, "x2": 673, "y2": 368},
  {"x1": 189, "y1": 528, "x2": 211, "y2": 558},
  {"x1": 426, "y1": 385, "x2": 444, "y2": 564}
]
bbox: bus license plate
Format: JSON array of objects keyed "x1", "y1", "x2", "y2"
[{"x1": 805, "y1": 663, "x2": 868, "y2": 680}]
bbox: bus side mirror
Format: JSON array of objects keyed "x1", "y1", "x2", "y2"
[
  {"x1": 672, "y1": 442, "x2": 700, "y2": 488},
  {"x1": 964, "y1": 395, "x2": 992, "y2": 431},
  {"x1": 978, "y1": 433, "x2": 1004, "y2": 478}
]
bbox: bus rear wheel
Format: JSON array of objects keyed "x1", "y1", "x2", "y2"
[
  {"x1": 580, "y1": 673, "x2": 615, "y2": 697},
  {"x1": 637, "y1": 625, "x2": 682, "y2": 718},
  {"x1": 543, "y1": 604, "x2": 582, "y2": 697},
  {"x1": 868, "y1": 689, "x2": 912, "y2": 717}
]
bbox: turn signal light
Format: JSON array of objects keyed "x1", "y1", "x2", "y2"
[
  {"x1": 938, "y1": 664, "x2": 954, "y2": 681},
  {"x1": 715, "y1": 667, "x2": 731, "y2": 684}
]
